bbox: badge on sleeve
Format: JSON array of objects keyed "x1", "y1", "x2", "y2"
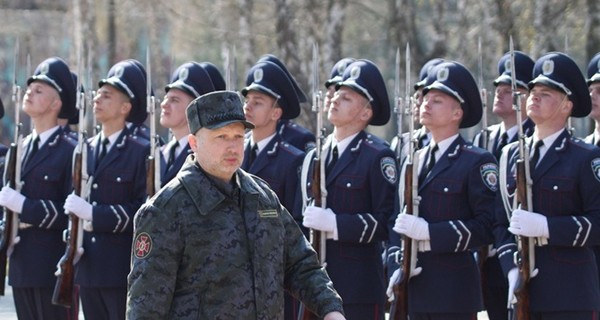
[
  {"x1": 381, "y1": 156, "x2": 397, "y2": 184},
  {"x1": 134, "y1": 232, "x2": 153, "y2": 259},
  {"x1": 480, "y1": 163, "x2": 498, "y2": 192},
  {"x1": 591, "y1": 158, "x2": 600, "y2": 183}
]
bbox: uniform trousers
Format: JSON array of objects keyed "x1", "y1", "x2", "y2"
[
  {"x1": 344, "y1": 302, "x2": 384, "y2": 320},
  {"x1": 80, "y1": 287, "x2": 126, "y2": 320},
  {"x1": 13, "y1": 287, "x2": 75, "y2": 320}
]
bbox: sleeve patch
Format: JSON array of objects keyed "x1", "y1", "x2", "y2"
[
  {"x1": 134, "y1": 232, "x2": 153, "y2": 259},
  {"x1": 591, "y1": 158, "x2": 600, "y2": 183},
  {"x1": 480, "y1": 162, "x2": 498, "y2": 192},
  {"x1": 380, "y1": 156, "x2": 397, "y2": 184}
]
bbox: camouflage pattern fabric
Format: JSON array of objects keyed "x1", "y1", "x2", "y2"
[{"x1": 127, "y1": 155, "x2": 344, "y2": 319}]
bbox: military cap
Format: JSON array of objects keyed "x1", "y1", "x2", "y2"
[
  {"x1": 529, "y1": 52, "x2": 591, "y2": 118},
  {"x1": 187, "y1": 90, "x2": 254, "y2": 134},
  {"x1": 324, "y1": 57, "x2": 355, "y2": 89},
  {"x1": 414, "y1": 58, "x2": 445, "y2": 90},
  {"x1": 166, "y1": 62, "x2": 216, "y2": 98},
  {"x1": 336, "y1": 59, "x2": 391, "y2": 126},
  {"x1": 257, "y1": 54, "x2": 307, "y2": 103},
  {"x1": 241, "y1": 61, "x2": 300, "y2": 120},
  {"x1": 99, "y1": 59, "x2": 148, "y2": 124},
  {"x1": 494, "y1": 51, "x2": 534, "y2": 89},
  {"x1": 199, "y1": 62, "x2": 226, "y2": 91},
  {"x1": 586, "y1": 52, "x2": 600, "y2": 85},
  {"x1": 423, "y1": 61, "x2": 482, "y2": 128},
  {"x1": 28, "y1": 57, "x2": 77, "y2": 119}
]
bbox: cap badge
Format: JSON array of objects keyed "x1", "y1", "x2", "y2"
[
  {"x1": 40, "y1": 62, "x2": 50, "y2": 75},
  {"x1": 178, "y1": 67, "x2": 189, "y2": 81},
  {"x1": 336, "y1": 62, "x2": 346, "y2": 75},
  {"x1": 114, "y1": 65, "x2": 124, "y2": 78},
  {"x1": 350, "y1": 66, "x2": 361, "y2": 79},
  {"x1": 436, "y1": 67, "x2": 449, "y2": 82},
  {"x1": 542, "y1": 59, "x2": 554, "y2": 75},
  {"x1": 504, "y1": 59, "x2": 512, "y2": 74},
  {"x1": 254, "y1": 68, "x2": 263, "y2": 83}
]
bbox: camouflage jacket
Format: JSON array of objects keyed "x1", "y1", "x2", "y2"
[{"x1": 127, "y1": 155, "x2": 343, "y2": 319}]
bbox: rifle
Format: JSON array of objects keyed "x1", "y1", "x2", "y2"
[
  {"x1": 509, "y1": 36, "x2": 535, "y2": 320},
  {"x1": 389, "y1": 44, "x2": 419, "y2": 320},
  {"x1": 145, "y1": 47, "x2": 160, "y2": 197},
  {"x1": 298, "y1": 42, "x2": 327, "y2": 320},
  {"x1": 0, "y1": 39, "x2": 24, "y2": 296},
  {"x1": 52, "y1": 46, "x2": 87, "y2": 307}
]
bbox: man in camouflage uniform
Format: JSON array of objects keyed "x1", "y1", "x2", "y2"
[{"x1": 127, "y1": 90, "x2": 345, "y2": 319}]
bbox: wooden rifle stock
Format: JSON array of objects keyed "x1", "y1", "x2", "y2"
[
  {"x1": 298, "y1": 156, "x2": 323, "y2": 320},
  {"x1": 513, "y1": 159, "x2": 531, "y2": 320},
  {"x1": 146, "y1": 155, "x2": 156, "y2": 198},
  {"x1": 389, "y1": 161, "x2": 413, "y2": 320},
  {"x1": 52, "y1": 151, "x2": 83, "y2": 307},
  {"x1": 0, "y1": 143, "x2": 19, "y2": 295}
]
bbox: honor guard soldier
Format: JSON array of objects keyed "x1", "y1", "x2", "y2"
[
  {"x1": 496, "y1": 52, "x2": 600, "y2": 319},
  {"x1": 471, "y1": 51, "x2": 534, "y2": 320},
  {"x1": 255, "y1": 54, "x2": 316, "y2": 152},
  {"x1": 389, "y1": 58, "x2": 443, "y2": 165},
  {"x1": 63, "y1": 59, "x2": 150, "y2": 320},
  {"x1": 302, "y1": 59, "x2": 397, "y2": 320},
  {"x1": 0, "y1": 57, "x2": 78, "y2": 319},
  {"x1": 473, "y1": 51, "x2": 535, "y2": 158},
  {"x1": 584, "y1": 52, "x2": 600, "y2": 146},
  {"x1": 388, "y1": 61, "x2": 498, "y2": 320},
  {"x1": 160, "y1": 61, "x2": 216, "y2": 187},
  {"x1": 127, "y1": 91, "x2": 345, "y2": 320},
  {"x1": 241, "y1": 61, "x2": 307, "y2": 320},
  {"x1": 585, "y1": 53, "x2": 600, "y2": 293},
  {"x1": 199, "y1": 61, "x2": 226, "y2": 91}
]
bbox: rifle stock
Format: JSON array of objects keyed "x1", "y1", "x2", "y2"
[
  {"x1": 52, "y1": 151, "x2": 83, "y2": 307},
  {"x1": 513, "y1": 159, "x2": 531, "y2": 320},
  {"x1": 0, "y1": 143, "x2": 19, "y2": 296},
  {"x1": 389, "y1": 160, "x2": 413, "y2": 320}
]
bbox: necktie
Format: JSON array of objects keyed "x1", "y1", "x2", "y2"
[
  {"x1": 495, "y1": 132, "x2": 509, "y2": 159},
  {"x1": 96, "y1": 138, "x2": 109, "y2": 169},
  {"x1": 529, "y1": 140, "x2": 544, "y2": 170},
  {"x1": 23, "y1": 136, "x2": 40, "y2": 167},
  {"x1": 166, "y1": 141, "x2": 179, "y2": 170},
  {"x1": 248, "y1": 144, "x2": 258, "y2": 166},
  {"x1": 326, "y1": 146, "x2": 338, "y2": 174},
  {"x1": 419, "y1": 144, "x2": 438, "y2": 185}
]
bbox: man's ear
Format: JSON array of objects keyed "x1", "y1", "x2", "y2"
[{"x1": 188, "y1": 133, "x2": 197, "y2": 150}]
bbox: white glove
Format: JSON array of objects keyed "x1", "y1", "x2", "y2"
[
  {"x1": 386, "y1": 266, "x2": 423, "y2": 301},
  {"x1": 0, "y1": 186, "x2": 26, "y2": 213},
  {"x1": 64, "y1": 193, "x2": 93, "y2": 221},
  {"x1": 509, "y1": 209, "x2": 549, "y2": 238},
  {"x1": 393, "y1": 213, "x2": 430, "y2": 240},
  {"x1": 303, "y1": 206, "x2": 337, "y2": 234},
  {"x1": 507, "y1": 268, "x2": 518, "y2": 308}
]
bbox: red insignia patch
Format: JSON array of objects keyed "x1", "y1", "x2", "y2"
[{"x1": 134, "y1": 232, "x2": 152, "y2": 259}]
